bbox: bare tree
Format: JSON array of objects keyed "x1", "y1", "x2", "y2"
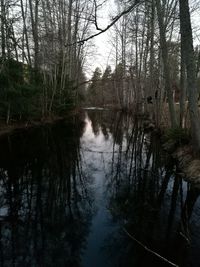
[
  {"x1": 155, "y1": 0, "x2": 178, "y2": 127},
  {"x1": 179, "y1": 0, "x2": 200, "y2": 152}
]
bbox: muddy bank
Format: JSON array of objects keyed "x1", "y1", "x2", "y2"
[
  {"x1": 173, "y1": 146, "x2": 200, "y2": 185},
  {"x1": 0, "y1": 109, "x2": 83, "y2": 137},
  {"x1": 163, "y1": 138, "x2": 200, "y2": 186},
  {"x1": 141, "y1": 117, "x2": 200, "y2": 186},
  {"x1": 0, "y1": 116, "x2": 64, "y2": 137}
]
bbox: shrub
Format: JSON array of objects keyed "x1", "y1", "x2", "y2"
[{"x1": 164, "y1": 127, "x2": 190, "y2": 145}]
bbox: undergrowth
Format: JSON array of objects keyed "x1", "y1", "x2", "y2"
[{"x1": 164, "y1": 127, "x2": 190, "y2": 146}]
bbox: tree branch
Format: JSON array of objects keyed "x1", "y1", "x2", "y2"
[
  {"x1": 66, "y1": 0, "x2": 142, "y2": 46},
  {"x1": 123, "y1": 227, "x2": 179, "y2": 267}
]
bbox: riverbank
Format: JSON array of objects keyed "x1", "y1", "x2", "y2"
[
  {"x1": 0, "y1": 108, "x2": 83, "y2": 137},
  {"x1": 160, "y1": 128, "x2": 200, "y2": 186},
  {"x1": 172, "y1": 145, "x2": 200, "y2": 186},
  {"x1": 140, "y1": 114, "x2": 200, "y2": 186},
  {"x1": 0, "y1": 116, "x2": 62, "y2": 137}
]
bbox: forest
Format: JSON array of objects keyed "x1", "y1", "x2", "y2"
[
  {"x1": 0, "y1": 0, "x2": 200, "y2": 151},
  {"x1": 1, "y1": 1, "x2": 200, "y2": 266}
]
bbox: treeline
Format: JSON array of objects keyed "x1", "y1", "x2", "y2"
[
  {"x1": 88, "y1": 0, "x2": 200, "y2": 152},
  {"x1": 87, "y1": 64, "x2": 133, "y2": 108},
  {"x1": 87, "y1": 41, "x2": 195, "y2": 109},
  {"x1": 0, "y1": 0, "x2": 95, "y2": 123},
  {"x1": 108, "y1": 0, "x2": 200, "y2": 123}
]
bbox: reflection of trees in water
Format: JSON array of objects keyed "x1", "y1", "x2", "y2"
[
  {"x1": 87, "y1": 111, "x2": 102, "y2": 136},
  {"x1": 0, "y1": 118, "x2": 92, "y2": 267},
  {"x1": 104, "y1": 113, "x2": 200, "y2": 267},
  {"x1": 87, "y1": 110, "x2": 117, "y2": 139}
]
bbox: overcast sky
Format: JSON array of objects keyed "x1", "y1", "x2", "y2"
[
  {"x1": 84, "y1": 0, "x2": 116, "y2": 78},
  {"x1": 84, "y1": 0, "x2": 200, "y2": 79}
]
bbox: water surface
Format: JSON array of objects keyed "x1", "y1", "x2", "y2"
[{"x1": 0, "y1": 110, "x2": 200, "y2": 267}]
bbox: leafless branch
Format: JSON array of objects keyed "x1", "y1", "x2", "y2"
[
  {"x1": 66, "y1": 0, "x2": 142, "y2": 46},
  {"x1": 123, "y1": 227, "x2": 179, "y2": 267}
]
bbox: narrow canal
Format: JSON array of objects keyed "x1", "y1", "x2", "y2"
[{"x1": 0, "y1": 109, "x2": 200, "y2": 267}]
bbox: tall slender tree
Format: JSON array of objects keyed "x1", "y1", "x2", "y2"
[{"x1": 179, "y1": 0, "x2": 200, "y2": 152}]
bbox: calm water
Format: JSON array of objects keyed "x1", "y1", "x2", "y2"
[{"x1": 0, "y1": 110, "x2": 200, "y2": 267}]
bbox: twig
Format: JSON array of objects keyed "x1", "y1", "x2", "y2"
[
  {"x1": 123, "y1": 227, "x2": 179, "y2": 267},
  {"x1": 179, "y1": 231, "x2": 191, "y2": 245}
]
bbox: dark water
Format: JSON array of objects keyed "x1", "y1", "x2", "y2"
[{"x1": 0, "y1": 110, "x2": 200, "y2": 267}]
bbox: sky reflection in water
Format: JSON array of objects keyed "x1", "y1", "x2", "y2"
[{"x1": 0, "y1": 110, "x2": 200, "y2": 267}]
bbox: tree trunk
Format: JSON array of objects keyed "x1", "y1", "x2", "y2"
[
  {"x1": 29, "y1": 0, "x2": 39, "y2": 75},
  {"x1": 20, "y1": 0, "x2": 32, "y2": 66},
  {"x1": 1, "y1": 0, "x2": 6, "y2": 58},
  {"x1": 179, "y1": 0, "x2": 200, "y2": 152},
  {"x1": 155, "y1": 0, "x2": 178, "y2": 128},
  {"x1": 179, "y1": 43, "x2": 186, "y2": 128}
]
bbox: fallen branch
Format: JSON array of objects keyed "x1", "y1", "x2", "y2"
[
  {"x1": 123, "y1": 227, "x2": 179, "y2": 267},
  {"x1": 179, "y1": 231, "x2": 191, "y2": 245}
]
